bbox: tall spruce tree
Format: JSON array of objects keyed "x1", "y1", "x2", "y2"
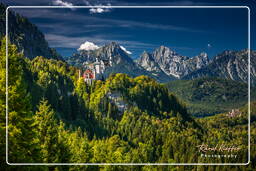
[{"x1": 33, "y1": 98, "x2": 60, "y2": 163}]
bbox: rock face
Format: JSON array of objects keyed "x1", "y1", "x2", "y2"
[
  {"x1": 0, "y1": 4, "x2": 62, "y2": 60},
  {"x1": 136, "y1": 46, "x2": 209, "y2": 78},
  {"x1": 134, "y1": 51, "x2": 173, "y2": 80},
  {"x1": 95, "y1": 42, "x2": 134, "y2": 65},
  {"x1": 136, "y1": 51, "x2": 162, "y2": 72},
  {"x1": 183, "y1": 49, "x2": 256, "y2": 86},
  {"x1": 106, "y1": 91, "x2": 128, "y2": 115}
]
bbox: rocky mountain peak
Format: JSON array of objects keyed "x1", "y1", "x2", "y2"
[
  {"x1": 194, "y1": 52, "x2": 209, "y2": 61},
  {"x1": 135, "y1": 50, "x2": 174, "y2": 80},
  {"x1": 136, "y1": 46, "x2": 210, "y2": 79},
  {"x1": 107, "y1": 41, "x2": 120, "y2": 48},
  {"x1": 137, "y1": 51, "x2": 152, "y2": 64},
  {"x1": 214, "y1": 50, "x2": 233, "y2": 60},
  {"x1": 191, "y1": 52, "x2": 209, "y2": 69},
  {"x1": 154, "y1": 46, "x2": 177, "y2": 58},
  {"x1": 103, "y1": 42, "x2": 122, "y2": 53},
  {"x1": 198, "y1": 52, "x2": 208, "y2": 58},
  {"x1": 140, "y1": 51, "x2": 153, "y2": 60}
]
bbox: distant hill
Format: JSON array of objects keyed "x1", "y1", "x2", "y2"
[
  {"x1": 166, "y1": 77, "x2": 256, "y2": 116},
  {"x1": 0, "y1": 3, "x2": 62, "y2": 60}
]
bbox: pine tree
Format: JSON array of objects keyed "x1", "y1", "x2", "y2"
[{"x1": 33, "y1": 98, "x2": 60, "y2": 163}]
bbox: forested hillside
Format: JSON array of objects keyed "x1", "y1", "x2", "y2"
[
  {"x1": 0, "y1": 3, "x2": 62, "y2": 60},
  {"x1": 0, "y1": 38, "x2": 255, "y2": 170},
  {"x1": 166, "y1": 78, "x2": 256, "y2": 116}
]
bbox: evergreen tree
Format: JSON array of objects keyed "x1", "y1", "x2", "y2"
[{"x1": 33, "y1": 98, "x2": 60, "y2": 163}]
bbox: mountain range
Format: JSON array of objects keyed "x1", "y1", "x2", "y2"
[
  {"x1": 67, "y1": 43, "x2": 211, "y2": 82},
  {"x1": 67, "y1": 42, "x2": 174, "y2": 82},
  {"x1": 67, "y1": 42, "x2": 255, "y2": 86}
]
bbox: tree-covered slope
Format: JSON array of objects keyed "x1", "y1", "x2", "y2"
[
  {"x1": 166, "y1": 77, "x2": 256, "y2": 116},
  {"x1": 0, "y1": 3, "x2": 62, "y2": 60}
]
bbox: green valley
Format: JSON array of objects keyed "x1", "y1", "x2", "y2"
[{"x1": 166, "y1": 77, "x2": 256, "y2": 117}]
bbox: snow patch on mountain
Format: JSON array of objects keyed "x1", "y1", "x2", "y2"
[{"x1": 120, "y1": 46, "x2": 132, "y2": 55}]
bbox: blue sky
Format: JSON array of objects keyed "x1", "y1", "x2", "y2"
[{"x1": 3, "y1": 0, "x2": 256, "y2": 59}]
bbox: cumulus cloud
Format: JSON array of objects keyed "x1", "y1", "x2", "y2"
[
  {"x1": 53, "y1": 0, "x2": 73, "y2": 7},
  {"x1": 78, "y1": 41, "x2": 100, "y2": 51},
  {"x1": 120, "y1": 45, "x2": 132, "y2": 55}
]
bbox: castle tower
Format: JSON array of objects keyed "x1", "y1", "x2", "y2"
[{"x1": 109, "y1": 56, "x2": 113, "y2": 66}]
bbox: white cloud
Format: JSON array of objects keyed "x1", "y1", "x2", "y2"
[
  {"x1": 120, "y1": 45, "x2": 132, "y2": 55},
  {"x1": 89, "y1": 8, "x2": 110, "y2": 14},
  {"x1": 53, "y1": 0, "x2": 73, "y2": 7},
  {"x1": 84, "y1": 1, "x2": 112, "y2": 14},
  {"x1": 78, "y1": 41, "x2": 100, "y2": 51},
  {"x1": 207, "y1": 43, "x2": 212, "y2": 48}
]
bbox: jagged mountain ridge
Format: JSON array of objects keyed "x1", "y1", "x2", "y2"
[
  {"x1": 0, "y1": 4, "x2": 62, "y2": 60},
  {"x1": 183, "y1": 49, "x2": 256, "y2": 86},
  {"x1": 135, "y1": 51, "x2": 174, "y2": 79},
  {"x1": 136, "y1": 45, "x2": 209, "y2": 78},
  {"x1": 136, "y1": 51, "x2": 160, "y2": 72}
]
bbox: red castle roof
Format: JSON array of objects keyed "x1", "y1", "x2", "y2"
[{"x1": 83, "y1": 69, "x2": 94, "y2": 79}]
